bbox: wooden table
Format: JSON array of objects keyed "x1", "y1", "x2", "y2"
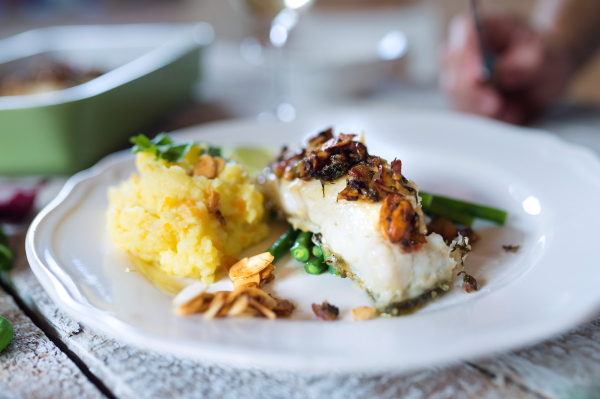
[{"x1": 3, "y1": 90, "x2": 600, "y2": 399}]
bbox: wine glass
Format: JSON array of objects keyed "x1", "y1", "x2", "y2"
[{"x1": 230, "y1": 0, "x2": 315, "y2": 122}]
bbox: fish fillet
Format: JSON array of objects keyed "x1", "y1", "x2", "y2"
[{"x1": 261, "y1": 129, "x2": 466, "y2": 314}]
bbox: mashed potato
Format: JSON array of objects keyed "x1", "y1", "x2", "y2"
[{"x1": 107, "y1": 146, "x2": 269, "y2": 283}]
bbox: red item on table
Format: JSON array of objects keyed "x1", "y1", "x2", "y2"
[{"x1": 0, "y1": 182, "x2": 43, "y2": 224}]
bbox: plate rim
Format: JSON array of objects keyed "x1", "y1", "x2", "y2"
[{"x1": 26, "y1": 108, "x2": 600, "y2": 371}]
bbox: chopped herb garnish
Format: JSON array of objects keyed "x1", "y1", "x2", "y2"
[
  {"x1": 451, "y1": 237, "x2": 478, "y2": 293},
  {"x1": 207, "y1": 146, "x2": 222, "y2": 157},
  {"x1": 130, "y1": 133, "x2": 218, "y2": 163},
  {"x1": 457, "y1": 271, "x2": 479, "y2": 293},
  {"x1": 502, "y1": 245, "x2": 520, "y2": 253}
]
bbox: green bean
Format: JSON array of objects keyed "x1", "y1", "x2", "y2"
[
  {"x1": 304, "y1": 257, "x2": 328, "y2": 275},
  {"x1": 312, "y1": 245, "x2": 323, "y2": 258},
  {"x1": 0, "y1": 316, "x2": 13, "y2": 352},
  {"x1": 420, "y1": 193, "x2": 433, "y2": 208},
  {"x1": 426, "y1": 201, "x2": 475, "y2": 226},
  {"x1": 432, "y1": 196, "x2": 507, "y2": 225},
  {"x1": 291, "y1": 231, "x2": 312, "y2": 263},
  {"x1": 420, "y1": 192, "x2": 507, "y2": 225},
  {"x1": 328, "y1": 263, "x2": 340, "y2": 276},
  {"x1": 267, "y1": 227, "x2": 298, "y2": 264}
]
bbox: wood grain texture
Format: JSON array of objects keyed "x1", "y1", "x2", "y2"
[
  {"x1": 3, "y1": 233, "x2": 544, "y2": 399},
  {"x1": 474, "y1": 319, "x2": 600, "y2": 399},
  {"x1": 0, "y1": 286, "x2": 105, "y2": 399}
]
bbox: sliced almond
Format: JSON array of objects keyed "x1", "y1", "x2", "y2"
[
  {"x1": 232, "y1": 273, "x2": 260, "y2": 288},
  {"x1": 262, "y1": 274, "x2": 275, "y2": 286},
  {"x1": 259, "y1": 264, "x2": 274, "y2": 280},
  {"x1": 193, "y1": 154, "x2": 217, "y2": 178},
  {"x1": 237, "y1": 308, "x2": 261, "y2": 318},
  {"x1": 172, "y1": 281, "x2": 208, "y2": 307},
  {"x1": 229, "y1": 252, "x2": 274, "y2": 280},
  {"x1": 203, "y1": 292, "x2": 227, "y2": 320},
  {"x1": 249, "y1": 298, "x2": 276, "y2": 320},
  {"x1": 243, "y1": 287, "x2": 277, "y2": 309},
  {"x1": 208, "y1": 190, "x2": 220, "y2": 213},
  {"x1": 174, "y1": 280, "x2": 293, "y2": 320},
  {"x1": 246, "y1": 252, "x2": 274, "y2": 269},
  {"x1": 227, "y1": 295, "x2": 249, "y2": 317},
  {"x1": 351, "y1": 306, "x2": 377, "y2": 321},
  {"x1": 175, "y1": 297, "x2": 205, "y2": 316},
  {"x1": 214, "y1": 157, "x2": 226, "y2": 174},
  {"x1": 226, "y1": 285, "x2": 250, "y2": 304},
  {"x1": 217, "y1": 303, "x2": 233, "y2": 318},
  {"x1": 242, "y1": 282, "x2": 259, "y2": 289},
  {"x1": 221, "y1": 255, "x2": 240, "y2": 271},
  {"x1": 259, "y1": 264, "x2": 275, "y2": 287},
  {"x1": 228, "y1": 258, "x2": 248, "y2": 279},
  {"x1": 175, "y1": 293, "x2": 214, "y2": 316}
]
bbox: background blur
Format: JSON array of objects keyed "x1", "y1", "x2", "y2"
[{"x1": 2, "y1": 0, "x2": 599, "y2": 107}]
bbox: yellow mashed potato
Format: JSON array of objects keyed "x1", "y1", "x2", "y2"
[{"x1": 107, "y1": 147, "x2": 269, "y2": 283}]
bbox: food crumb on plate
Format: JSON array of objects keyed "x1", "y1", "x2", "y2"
[
  {"x1": 312, "y1": 301, "x2": 339, "y2": 321},
  {"x1": 351, "y1": 306, "x2": 377, "y2": 321}
]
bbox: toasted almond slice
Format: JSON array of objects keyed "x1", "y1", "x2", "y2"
[
  {"x1": 227, "y1": 295, "x2": 250, "y2": 316},
  {"x1": 226, "y1": 285, "x2": 251, "y2": 304},
  {"x1": 229, "y1": 252, "x2": 275, "y2": 280},
  {"x1": 351, "y1": 306, "x2": 377, "y2": 321},
  {"x1": 208, "y1": 190, "x2": 220, "y2": 213},
  {"x1": 259, "y1": 267, "x2": 274, "y2": 287},
  {"x1": 172, "y1": 281, "x2": 208, "y2": 307},
  {"x1": 214, "y1": 157, "x2": 226, "y2": 174},
  {"x1": 241, "y1": 282, "x2": 259, "y2": 289},
  {"x1": 175, "y1": 297, "x2": 205, "y2": 316},
  {"x1": 175, "y1": 293, "x2": 213, "y2": 316},
  {"x1": 203, "y1": 292, "x2": 227, "y2": 320},
  {"x1": 263, "y1": 274, "x2": 275, "y2": 285},
  {"x1": 249, "y1": 298, "x2": 276, "y2": 320},
  {"x1": 217, "y1": 302, "x2": 233, "y2": 318},
  {"x1": 221, "y1": 255, "x2": 239, "y2": 271},
  {"x1": 228, "y1": 258, "x2": 248, "y2": 280},
  {"x1": 193, "y1": 154, "x2": 217, "y2": 178},
  {"x1": 232, "y1": 273, "x2": 260, "y2": 288},
  {"x1": 243, "y1": 287, "x2": 277, "y2": 309},
  {"x1": 237, "y1": 308, "x2": 261, "y2": 318},
  {"x1": 259, "y1": 264, "x2": 274, "y2": 280}
]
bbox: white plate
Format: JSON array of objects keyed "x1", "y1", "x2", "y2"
[{"x1": 26, "y1": 108, "x2": 600, "y2": 372}]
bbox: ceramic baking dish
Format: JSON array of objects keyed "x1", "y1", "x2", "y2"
[{"x1": 0, "y1": 23, "x2": 213, "y2": 174}]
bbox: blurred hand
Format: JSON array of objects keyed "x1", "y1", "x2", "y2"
[{"x1": 440, "y1": 13, "x2": 573, "y2": 124}]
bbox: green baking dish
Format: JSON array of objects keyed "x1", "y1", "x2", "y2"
[{"x1": 0, "y1": 23, "x2": 214, "y2": 174}]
